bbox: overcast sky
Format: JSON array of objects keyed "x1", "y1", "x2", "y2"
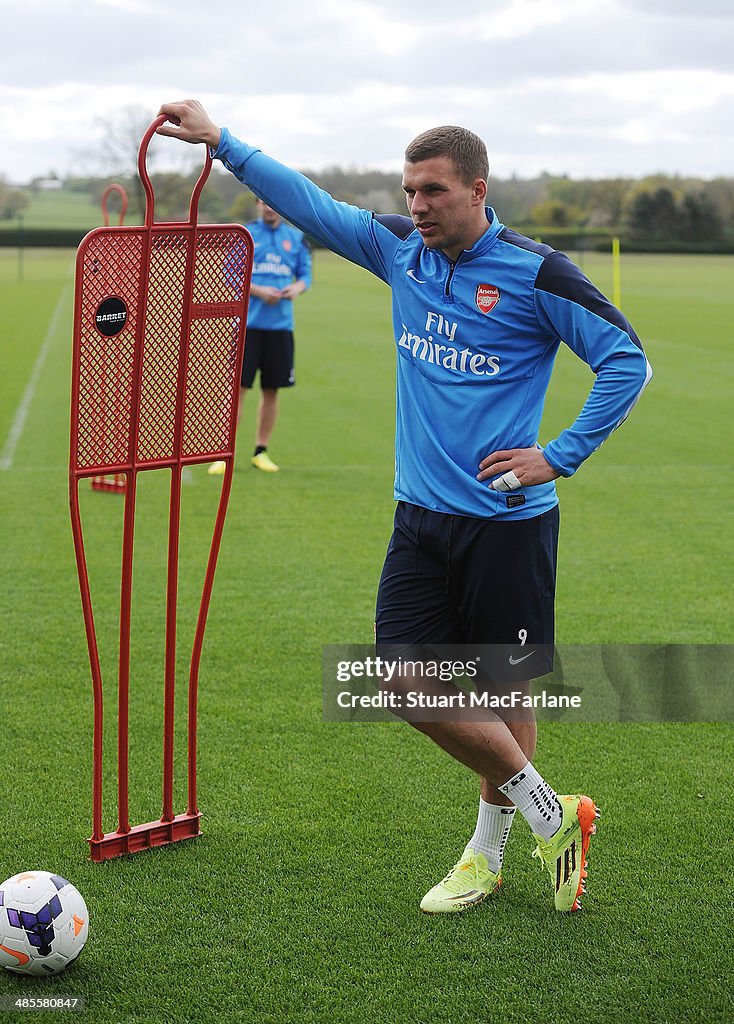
[{"x1": 2, "y1": 0, "x2": 733, "y2": 184}]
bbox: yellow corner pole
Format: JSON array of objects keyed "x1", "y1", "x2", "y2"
[{"x1": 612, "y1": 236, "x2": 622, "y2": 310}]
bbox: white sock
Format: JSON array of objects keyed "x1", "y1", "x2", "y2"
[
  {"x1": 464, "y1": 798, "x2": 516, "y2": 873},
  {"x1": 498, "y1": 762, "x2": 562, "y2": 841}
]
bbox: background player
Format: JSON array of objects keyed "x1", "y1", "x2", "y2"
[{"x1": 210, "y1": 198, "x2": 311, "y2": 475}]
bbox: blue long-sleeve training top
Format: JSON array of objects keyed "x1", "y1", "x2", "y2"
[{"x1": 214, "y1": 127, "x2": 652, "y2": 519}]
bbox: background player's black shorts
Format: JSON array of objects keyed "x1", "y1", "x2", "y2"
[
  {"x1": 241, "y1": 328, "x2": 295, "y2": 389},
  {"x1": 375, "y1": 502, "x2": 559, "y2": 682}
]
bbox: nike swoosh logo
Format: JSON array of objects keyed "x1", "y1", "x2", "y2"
[
  {"x1": 407, "y1": 269, "x2": 426, "y2": 284},
  {"x1": 509, "y1": 651, "x2": 535, "y2": 665},
  {"x1": 0, "y1": 943, "x2": 30, "y2": 967}
]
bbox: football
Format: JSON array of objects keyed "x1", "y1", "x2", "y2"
[{"x1": 0, "y1": 872, "x2": 89, "y2": 976}]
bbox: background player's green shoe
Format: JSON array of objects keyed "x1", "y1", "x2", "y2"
[
  {"x1": 532, "y1": 794, "x2": 600, "y2": 912},
  {"x1": 252, "y1": 451, "x2": 279, "y2": 472},
  {"x1": 420, "y1": 849, "x2": 501, "y2": 914}
]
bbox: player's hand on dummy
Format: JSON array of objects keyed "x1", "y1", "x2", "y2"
[
  {"x1": 156, "y1": 100, "x2": 221, "y2": 150},
  {"x1": 477, "y1": 447, "x2": 560, "y2": 492}
]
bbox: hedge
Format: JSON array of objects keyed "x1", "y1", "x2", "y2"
[
  {"x1": 1, "y1": 224, "x2": 732, "y2": 255},
  {"x1": 0, "y1": 227, "x2": 89, "y2": 247}
]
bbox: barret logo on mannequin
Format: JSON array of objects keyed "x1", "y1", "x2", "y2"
[{"x1": 94, "y1": 297, "x2": 128, "y2": 337}]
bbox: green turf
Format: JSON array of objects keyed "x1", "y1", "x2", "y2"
[
  {"x1": 0, "y1": 191, "x2": 103, "y2": 232},
  {"x1": 0, "y1": 248, "x2": 732, "y2": 1023}
]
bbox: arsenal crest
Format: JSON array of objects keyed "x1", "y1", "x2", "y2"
[{"x1": 476, "y1": 283, "x2": 500, "y2": 314}]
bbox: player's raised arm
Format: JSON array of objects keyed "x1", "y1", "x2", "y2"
[
  {"x1": 156, "y1": 98, "x2": 396, "y2": 282},
  {"x1": 157, "y1": 100, "x2": 221, "y2": 150}
]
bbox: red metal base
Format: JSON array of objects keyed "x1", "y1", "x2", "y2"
[{"x1": 88, "y1": 811, "x2": 202, "y2": 862}]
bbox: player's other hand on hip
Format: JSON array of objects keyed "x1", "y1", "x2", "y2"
[
  {"x1": 156, "y1": 100, "x2": 222, "y2": 150},
  {"x1": 477, "y1": 447, "x2": 560, "y2": 491}
]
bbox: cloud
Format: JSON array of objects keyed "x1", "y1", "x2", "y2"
[
  {"x1": 616, "y1": 0, "x2": 734, "y2": 16},
  {"x1": 1, "y1": 0, "x2": 732, "y2": 181}
]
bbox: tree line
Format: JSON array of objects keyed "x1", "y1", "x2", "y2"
[
  {"x1": 6, "y1": 165, "x2": 734, "y2": 252},
  {"x1": 63, "y1": 165, "x2": 734, "y2": 251}
]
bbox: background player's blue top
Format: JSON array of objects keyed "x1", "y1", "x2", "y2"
[
  {"x1": 234, "y1": 216, "x2": 311, "y2": 331},
  {"x1": 214, "y1": 128, "x2": 652, "y2": 520}
]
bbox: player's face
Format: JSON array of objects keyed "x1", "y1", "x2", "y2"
[
  {"x1": 402, "y1": 156, "x2": 487, "y2": 262},
  {"x1": 258, "y1": 202, "x2": 282, "y2": 227}
]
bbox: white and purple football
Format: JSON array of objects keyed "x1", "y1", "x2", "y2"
[{"x1": 0, "y1": 871, "x2": 89, "y2": 976}]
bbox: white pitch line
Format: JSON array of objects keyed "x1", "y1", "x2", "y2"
[{"x1": 0, "y1": 283, "x2": 70, "y2": 471}]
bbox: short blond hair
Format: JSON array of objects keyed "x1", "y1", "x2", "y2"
[{"x1": 405, "y1": 126, "x2": 489, "y2": 185}]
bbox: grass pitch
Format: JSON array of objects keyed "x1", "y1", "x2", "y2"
[{"x1": 0, "y1": 247, "x2": 732, "y2": 1024}]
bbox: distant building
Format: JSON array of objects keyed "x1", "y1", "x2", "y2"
[{"x1": 34, "y1": 178, "x2": 63, "y2": 191}]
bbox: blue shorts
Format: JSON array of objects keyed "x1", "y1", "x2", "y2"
[{"x1": 375, "y1": 502, "x2": 559, "y2": 681}]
